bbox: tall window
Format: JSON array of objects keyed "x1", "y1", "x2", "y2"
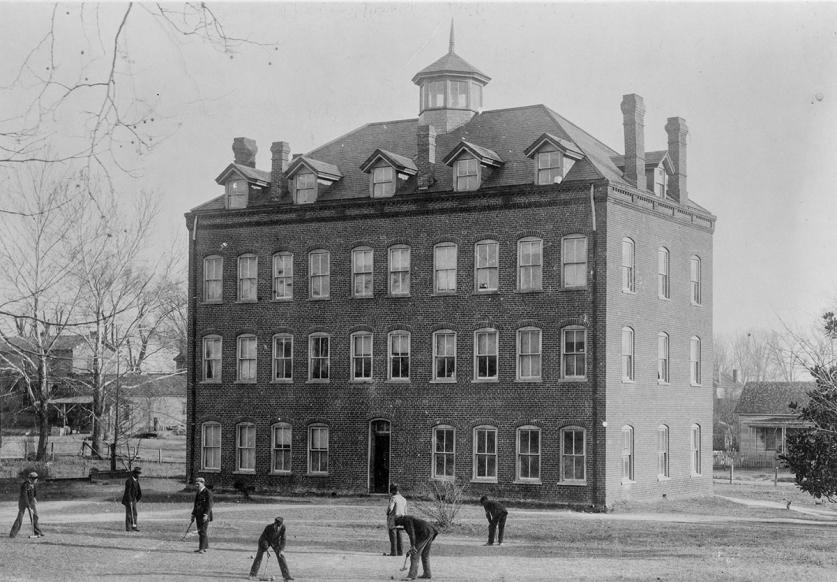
[
  {"x1": 272, "y1": 334, "x2": 293, "y2": 381},
  {"x1": 226, "y1": 179, "x2": 248, "y2": 208},
  {"x1": 272, "y1": 423, "x2": 292, "y2": 473},
  {"x1": 352, "y1": 247, "x2": 373, "y2": 298},
  {"x1": 474, "y1": 329, "x2": 498, "y2": 380},
  {"x1": 388, "y1": 245, "x2": 410, "y2": 295},
  {"x1": 690, "y1": 336, "x2": 702, "y2": 385},
  {"x1": 622, "y1": 238, "x2": 636, "y2": 293},
  {"x1": 562, "y1": 327, "x2": 587, "y2": 379},
  {"x1": 562, "y1": 235, "x2": 587, "y2": 288},
  {"x1": 309, "y1": 250, "x2": 330, "y2": 299},
  {"x1": 473, "y1": 427, "x2": 497, "y2": 481},
  {"x1": 388, "y1": 331, "x2": 410, "y2": 380},
  {"x1": 475, "y1": 240, "x2": 499, "y2": 292},
  {"x1": 432, "y1": 426, "x2": 455, "y2": 479},
  {"x1": 201, "y1": 422, "x2": 221, "y2": 470},
  {"x1": 536, "y1": 149, "x2": 561, "y2": 185},
  {"x1": 433, "y1": 330, "x2": 456, "y2": 381},
  {"x1": 658, "y1": 247, "x2": 670, "y2": 299},
  {"x1": 454, "y1": 157, "x2": 479, "y2": 191},
  {"x1": 621, "y1": 327, "x2": 635, "y2": 382},
  {"x1": 434, "y1": 243, "x2": 457, "y2": 293},
  {"x1": 236, "y1": 423, "x2": 256, "y2": 472},
  {"x1": 517, "y1": 237, "x2": 543, "y2": 291},
  {"x1": 308, "y1": 425, "x2": 329, "y2": 474},
  {"x1": 690, "y1": 256, "x2": 702, "y2": 305},
  {"x1": 621, "y1": 426, "x2": 634, "y2": 481},
  {"x1": 654, "y1": 167, "x2": 667, "y2": 197},
  {"x1": 517, "y1": 426, "x2": 541, "y2": 482},
  {"x1": 450, "y1": 80, "x2": 468, "y2": 108},
  {"x1": 238, "y1": 254, "x2": 258, "y2": 301},
  {"x1": 517, "y1": 327, "x2": 542, "y2": 381},
  {"x1": 202, "y1": 336, "x2": 222, "y2": 382},
  {"x1": 372, "y1": 165, "x2": 395, "y2": 197},
  {"x1": 690, "y1": 424, "x2": 702, "y2": 475},
  {"x1": 273, "y1": 252, "x2": 293, "y2": 300},
  {"x1": 426, "y1": 80, "x2": 445, "y2": 108},
  {"x1": 309, "y1": 334, "x2": 330, "y2": 381},
  {"x1": 237, "y1": 335, "x2": 257, "y2": 382},
  {"x1": 561, "y1": 427, "x2": 586, "y2": 483},
  {"x1": 351, "y1": 332, "x2": 373, "y2": 380},
  {"x1": 657, "y1": 332, "x2": 670, "y2": 383},
  {"x1": 295, "y1": 172, "x2": 316, "y2": 204},
  {"x1": 203, "y1": 256, "x2": 223, "y2": 302},
  {"x1": 657, "y1": 425, "x2": 670, "y2": 478}
]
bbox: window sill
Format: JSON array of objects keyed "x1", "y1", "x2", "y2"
[
  {"x1": 691, "y1": 302, "x2": 703, "y2": 307},
  {"x1": 235, "y1": 299, "x2": 258, "y2": 304},
  {"x1": 558, "y1": 378, "x2": 588, "y2": 383},
  {"x1": 621, "y1": 478, "x2": 635, "y2": 486},
  {"x1": 690, "y1": 473, "x2": 703, "y2": 478},
  {"x1": 515, "y1": 288, "x2": 543, "y2": 294},
  {"x1": 271, "y1": 379, "x2": 293, "y2": 384},
  {"x1": 657, "y1": 381, "x2": 670, "y2": 386},
  {"x1": 559, "y1": 480, "x2": 587, "y2": 487},
  {"x1": 657, "y1": 475, "x2": 671, "y2": 482},
  {"x1": 201, "y1": 300, "x2": 223, "y2": 305},
  {"x1": 271, "y1": 298, "x2": 294, "y2": 302},
  {"x1": 350, "y1": 379, "x2": 374, "y2": 384},
  {"x1": 387, "y1": 294, "x2": 411, "y2": 299},
  {"x1": 307, "y1": 472, "x2": 329, "y2": 477},
  {"x1": 306, "y1": 379, "x2": 331, "y2": 384},
  {"x1": 431, "y1": 292, "x2": 457, "y2": 297},
  {"x1": 199, "y1": 380, "x2": 222, "y2": 385},
  {"x1": 473, "y1": 289, "x2": 499, "y2": 295},
  {"x1": 561, "y1": 286, "x2": 588, "y2": 292},
  {"x1": 386, "y1": 379, "x2": 411, "y2": 383},
  {"x1": 622, "y1": 379, "x2": 636, "y2": 384},
  {"x1": 233, "y1": 470, "x2": 256, "y2": 475},
  {"x1": 472, "y1": 378, "x2": 498, "y2": 383},
  {"x1": 198, "y1": 469, "x2": 221, "y2": 474},
  {"x1": 622, "y1": 289, "x2": 636, "y2": 295},
  {"x1": 470, "y1": 477, "x2": 498, "y2": 484},
  {"x1": 351, "y1": 295, "x2": 374, "y2": 300},
  {"x1": 513, "y1": 479, "x2": 542, "y2": 486},
  {"x1": 430, "y1": 379, "x2": 456, "y2": 384},
  {"x1": 691, "y1": 383, "x2": 703, "y2": 388},
  {"x1": 658, "y1": 296, "x2": 671, "y2": 301},
  {"x1": 234, "y1": 381, "x2": 257, "y2": 385},
  {"x1": 515, "y1": 378, "x2": 542, "y2": 383},
  {"x1": 270, "y1": 471, "x2": 292, "y2": 476},
  {"x1": 308, "y1": 297, "x2": 331, "y2": 301}
]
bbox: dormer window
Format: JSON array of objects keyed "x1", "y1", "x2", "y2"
[
  {"x1": 372, "y1": 166, "x2": 394, "y2": 198},
  {"x1": 455, "y1": 157, "x2": 479, "y2": 191},
  {"x1": 524, "y1": 133, "x2": 584, "y2": 186},
  {"x1": 443, "y1": 140, "x2": 503, "y2": 193},
  {"x1": 295, "y1": 172, "x2": 316, "y2": 204},
  {"x1": 536, "y1": 150, "x2": 562, "y2": 185},
  {"x1": 226, "y1": 179, "x2": 248, "y2": 209},
  {"x1": 359, "y1": 149, "x2": 417, "y2": 198},
  {"x1": 286, "y1": 156, "x2": 343, "y2": 205}
]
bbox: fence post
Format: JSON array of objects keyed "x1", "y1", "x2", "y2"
[
  {"x1": 729, "y1": 458, "x2": 734, "y2": 484},
  {"x1": 50, "y1": 442, "x2": 54, "y2": 461},
  {"x1": 774, "y1": 466, "x2": 778, "y2": 487},
  {"x1": 158, "y1": 449, "x2": 162, "y2": 463}
]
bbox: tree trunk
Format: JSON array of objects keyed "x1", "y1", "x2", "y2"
[
  {"x1": 35, "y1": 402, "x2": 49, "y2": 460},
  {"x1": 90, "y1": 388, "x2": 105, "y2": 459}
]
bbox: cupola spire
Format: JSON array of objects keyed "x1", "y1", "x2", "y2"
[{"x1": 449, "y1": 19, "x2": 455, "y2": 54}]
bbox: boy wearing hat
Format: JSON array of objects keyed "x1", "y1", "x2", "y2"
[
  {"x1": 248, "y1": 516, "x2": 294, "y2": 581},
  {"x1": 9, "y1": 471, "x2": 43, "y2": 539},
  {"x1": 191, "y1": 477, "x2": 213, "y2": 553},
  {"x1": 121, "y1": 467, "x2": 143, "y2": 531}
]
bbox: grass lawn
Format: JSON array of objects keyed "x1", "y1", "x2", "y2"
[{"x1": 0, "y1": 477, "x2": 835, "y2": 581}]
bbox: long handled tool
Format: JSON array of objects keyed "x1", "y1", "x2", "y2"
[
  {"x1": 400, "y1": 535, "x2": 433, "y2": 572},
  {"x1": 259, "y1": 549, "x2": 273, "y2": 581},
  {"x1": 180, "y1": 516, "x2": 195, "y2": 541}
]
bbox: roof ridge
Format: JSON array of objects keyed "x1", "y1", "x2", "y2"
[
  {"x1": 307, "y1": 119, "x2": 418, "y2": 157},
  {"x1": 544, "y1": 106, "x2": 621, "y2": 157}
]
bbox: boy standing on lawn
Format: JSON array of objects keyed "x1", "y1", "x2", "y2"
[
  {"x1": 386, "y1": 483, "x2": 407, "y2": 556},
  {"x1": 121, "y1": 466, "x2": 142, "y2": 531},
  {"x1": 480, "y1": 495, "x2": 508, "y2": 546},
  {"x1": 9, "y1": 471, "x2": 43, "y2": 539}
]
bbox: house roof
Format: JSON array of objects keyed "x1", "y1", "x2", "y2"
[
  {"x1": 0, "y1": 334, "x2": 86, "y2": 353},
  {"x1": 359, "y1": 148, "x2": 418, "y2": 175},
  {"x1": 734, "y1": 382, "x2": 813, "y2": 415},
  {"x1": 441, "y1": 140, "x2": 503, "y2": 167},
  {"x1": 286, "y1": 156, "x2": 343, "y2": 181},
  {"x1": 411, "y1": 50, "x2": 490, "y2": 84},
  {"x1": 214, "y1": 163, "x2": 271, "y2": 186}
]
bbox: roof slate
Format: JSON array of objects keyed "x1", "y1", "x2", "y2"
[
  {"x1": 411, "y1": 50, "x2": 490, "y2": 83},
  {"x1": 734, "y1": 382, "x2": 814, "y2": 415}
]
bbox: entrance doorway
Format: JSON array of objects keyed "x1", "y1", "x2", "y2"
[{"x1": 369, "y1": 420, "x2": 391, "y2": 493}]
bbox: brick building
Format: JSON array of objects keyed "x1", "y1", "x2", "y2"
[{"x1": 185, "y1": 32, "x2": 714, "y2": 508}]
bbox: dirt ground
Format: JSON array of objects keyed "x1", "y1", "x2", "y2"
[{"x1": 0, "y1": 478, "x2": 835, "y2": 582}]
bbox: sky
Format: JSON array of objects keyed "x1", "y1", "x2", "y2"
[{"x1": 1, "y1": 2, "x2": 835, "y2": 337}]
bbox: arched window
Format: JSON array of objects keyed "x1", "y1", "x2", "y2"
[
  {"x1": 388, "y1": 245, "x2": 411, "y2": 296},
  {"x1": 308, "y1": 424, "x2": 329, "y2": 474},
  {"x1": 272, "y1": 334, "x2": 293, "y2": 381},
  {"x1": 621, "y1": 425, "x2": 634, "y2": 481},
  {"x1": 433, "y1": 243, "x2": 457, "y2": 293},
  {"x1": 690, "y1": 336, "x2": 702, "y2": 385},
  {"x1": 432, "y1": 425, "x2": 456, "y2": 480},
  {"x1": 657, "y1": 332, "x2": 670, "y2": 384},
  {"x1": 352, "y1": 247, "x2": 373, "y2": 298},
  {"x1": 690, "y1": 424, "x2": 702, "y2": 475},
  {"x1": 309, "y1": 250, "x2": 330, "y2": 299},
  {"x1": 432, "y1": 330, "x2": 456, "y2": 381},
  {"x1": 272, "y1": 423, "x2": 292, "y2": 474},
  {"x1": 517, "y1": 237, "x2": 543, "y2": 291},
  {"x1": 517, "y1": 327, "x2": 542, "y2": 381},
  {"x1": 238, "y1": 254, "x2": 258, "y2": 302},
  {"x1": 657, "y1": 247, "x2": 670, "y2": 299},
  {"x1": 388, "y1": 331, "x2": 410, "y2": 380},
  {"x1": 272, "y1": 252, "x2": 293, "y2": 300},
  {"x1": 201, "y1": 422, "x2": 221, "y2": 471},
  {"x1": 473, "y1": 426, "x2": 497, "y2": 482},
  {"x1": 474, "y1": 240, "x2": 498, "y2": 292},
  {"x1": 562, "y1": 326, "x2": 587, "y2": 379},
  {"x1": 657, "y1": 425, "x2": 670, "y2": 478},
  {"x1": 517, "y1": 425, "x2": 541, "y2": 482},
  {"x1": 474, "y1": 328, "x2": 498, "y2": 380},
  {"x1": 562, "y1": 235, "x2": 587, "y2": 288},
  {"x1": 236, "y1": 335, "x2": 257, "y2": 382},
  {"x1": 350, "y1": 331, "x2": 373, "y2": 380},
  {"x1": 308, "y1": 333, "x2": 330, "y2": 381},
  {"x1": 236, "y1": 422, "x2": 256, "y2": 472},
  {"x1": 690, "y1": 256, "x2": 702, "y2": 305},
  {"x1": 202, "y1": 335, "x2": 222, "y2": 383},
  {"x1": 203, "y1": 256, "x2": 223, "y2": 302},
  {"x1": 621, "y1": 327, "x2": 635, "y2": 382},
  {"x1": 560, "y1": 427, "x2": 586, "y2": 483},
  {"x1": 622, "y1": 238, "x2": 635, "y2": 293}
]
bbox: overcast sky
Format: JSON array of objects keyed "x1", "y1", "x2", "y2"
[{"x1": 1, "y1": 2, "x2": 835, "y2": 337}]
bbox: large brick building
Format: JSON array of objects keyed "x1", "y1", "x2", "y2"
[{"x1": 185, "y1": 32, "x2": 714, "y2": 508}]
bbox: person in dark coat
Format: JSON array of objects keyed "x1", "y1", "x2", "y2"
[
  {"x1": 394, "y1": 515, "x2": 438, "y2": 580},
  {"x1": 9, "y1": 471, "x2": 43, "y2": 539},
  {"x1": 191, "y1": 477, "x2": 214, "y2": 553},
  {"x1": 248, "y1": 516, "x2": 294, "y2": 581},
  {"x1": 121, "y1": 467, "x2": 142, "y2": 531},
  {"x1": 480, "y1": 495, "x2": 508, "y2": 546}
]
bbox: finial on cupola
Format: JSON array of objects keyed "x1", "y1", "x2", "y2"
[{"x1": 449, "y1": 19, "x2": 455, "y2": 54}]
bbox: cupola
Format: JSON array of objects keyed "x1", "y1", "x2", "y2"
[{"x1": 412, "y1": 21, "x2": 490, "y2": 134}]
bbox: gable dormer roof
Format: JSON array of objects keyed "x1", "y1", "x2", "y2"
[
  {"x1": 523, "y1": 133, "x2": 585, "y2": 160},
  {"x1": 611, "y1": 150, "x2": 674, "y2": 174},
  {"x1": 359, "y1": 149, "x2": 418, "y2": 176},
  {"x1": 441, "y1": 140, "x2": 503, "y2": 168},
  {"x1": 214, "y1": 162, "x2": 271, "y2": 186},
  {"x1": 286, "y1": 156, "x2": 343, "y2": 182}
]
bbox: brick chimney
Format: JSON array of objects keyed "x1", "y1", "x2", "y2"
[
  {"x1": 232, "y1": 137, "x2": 258, "y2": 168},
  {"x1": 665, "y1": 117, "x2": 688, "y2": 205},
  {"x1": 620, "y1": 94, "x2": 646, "y2": 191},
  {"x1": 416, "y1": 125, "x2": 437, "y2": 190},
  {"x1": 270, "y1": 141, "x2": 291, "y2": 199}
]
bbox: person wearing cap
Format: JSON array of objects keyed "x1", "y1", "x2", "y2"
[
  {"x1": 385, "y1": 483, "x2": 407, "y2": 556},
  {"x1": 479, "y1": 495, "x2": 508, "y2": 546},
  {"x1": 121, "y1": 466, "x2": 142, "y2": 532},
  {"x1": 191, "y1": 477, "x2": 213, "y2": 553},
  {"x1": 9, "y1": 471, "x2": 43, "y2": 539},
  {"x1": 394, "y1": 514, "x2": 438, "y2": 581},
  {"x1": 248, "y1": 516, "x2": 294, "y2": 581}
]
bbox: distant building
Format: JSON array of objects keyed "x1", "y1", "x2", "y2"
[{"x1": 185, "y1": 28, "x2": 715, "y2": 507}]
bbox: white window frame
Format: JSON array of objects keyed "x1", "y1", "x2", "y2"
[
  {"x1": 350, "y1": 331, "x2": 373, "y2": 381},
  {"x1": 474, "y1": 240, "x2": 499, "y2": 292},
  {"x1": 308, "y1": 425, "x2": 329, "y2": 475},
  {"x1": 352, "y1": 247, "x2": 374, "y2": 298},
  {"x1": 372, "y1": 165, "x2": 395, "y2": 198},
  {"x1": 562, "y1": 234, "x2": 587, "y2": 288},
  {"x1": 622, "y1": 238, "x2": 636, "y2": 293},
  {"x1": 308, "y1": 334, "x2": 330, "y2": 382},
  {"x1": 658, "y1": 247, "x2": 670, "y2": 299},
  {"x1": 561, "y1": 326, "x2": 587, "y2": 380},
  {"x1": 432, "y1": 330, "x2": 457, "y2": 382},
  {"x1": 202, "y1": 335, "x2": 222, "y2": 383},
  {"x1": 388, "y1": 245, "x2": 411, "y2": 296},
  {"x1": 560, "y1": 427, "x2": 586, "y2": 484},
  {"x1": 388, "y1": 331, "x2": 410, "y2": 381},
  {"x1": 203, "y1": 256, "x2": 223, "y2": 302},
  {"x1": 621, "y1": 327, "x2": 635, "y2": 382},
  {"x1": 690, "y1": 424, "x2": 702, "y2": 476},
  {"x1": 516, "y1": 327, "x2": 542, "y2": 381},
  {"x1": 450, "y1": 79, "x2": 469, "y2": 108},
  {"x1": 454, "y1": 157, "x2": 479, "y2": 192},
  {"x1": 201, "y1": 422, "x2": 221, "y2": 471},
  {"x1": 655, "y1": 167, "x2": 667, "y2": 197},
  {"x1": 272, "y1": 252, "x2": 293, "y2": 300},
  {"x1": 236, "y1": 335, "x2": 257, "y2": 383},
  {"x1": 294, "y1": 171, "x2": 316, "y2": 204},
  {"x1": 516, "y1": 426, "x2": 541, "y2": 483},
  {"x1": 621, "y1": 425, "x2": 634, "y2": 482},
  {"x1": 657, "y1": 425, "x2": 670, "y2": 479},
  {"x1": 474, "y1": 328, "x2": 499, "y2": 381},
  {"x1": 272, "y1": 334, "x2": 293, "y2": 382},
  {"x1": 432, "y1": 425, "x2": 456, "y2": 480},
  {"x1": 271, "y1": 423, "x2": 292, "y2": 474},
  {"x1": 433, "y1": 243, "x2": 457, "y2": 294},
  {"x1": 517, "y1": 237, "x2": 543, "y2": 292},
  {"x1": 236, "y1": 422, "x2": 256, "y2": 473},
  {"x1": 226, "y1": 179, "x2": 248, "y2": 209},
  {"x1": 690, "y1": 336, "x2": 702, "y2": 385},
  {"x1": 472, "y1": 426, "x2": 498, "y2": 482},
  {"x1": 690, "y1": 256, "x2": 702, "y2": 305},
  {"x1": 238, "y1": 254, "x2": 258, "y2": 302},
  {"x1": 658, "y1": 332, "x2": 670, "y2": 384},
  {"x1": 536, "y1": 148, "x2": 562, "y2": 185},
  {"x1": 309, "y1": 250, "x2": 330, "y2": 299}
]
